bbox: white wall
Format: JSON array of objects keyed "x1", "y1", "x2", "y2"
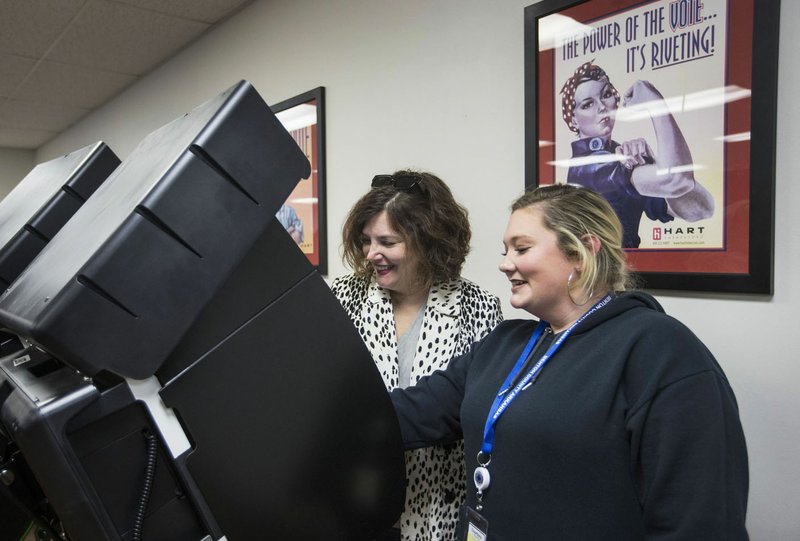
[
  {"x1": 0, "y1": 148, "x2": 34, "y2": 198},
  {"x1": 36, "y1": 0, "x2": 800, "y2": 537}
]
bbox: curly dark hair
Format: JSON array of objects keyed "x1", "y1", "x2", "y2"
[{"x1": 341, "y1": 169, "x2": 471, "y2": 288}]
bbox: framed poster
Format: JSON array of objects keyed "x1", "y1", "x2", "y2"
[
  {"x1": 524, "y1": 0, "x2": 779, "y2": 293},
  {"x1": 272, "y1": 86, "x2": 327, "y2": 274}
]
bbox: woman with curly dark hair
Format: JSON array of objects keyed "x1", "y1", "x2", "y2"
[{"x1": 331, "y1": 170, "x2": 502, "y2": 541}]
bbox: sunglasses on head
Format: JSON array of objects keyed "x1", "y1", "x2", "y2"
[{"x1": 371, "y1": 173, "x2": 423, "y2": 192}]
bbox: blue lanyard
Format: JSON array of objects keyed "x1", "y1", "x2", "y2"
[{"x1": 479, "y1": 295, "x2": 613, "y2": 457}]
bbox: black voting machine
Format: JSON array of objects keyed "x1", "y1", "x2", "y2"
[
  {"x1": 0, "y1": 141, "x2": 120, "y2": 291},
  {"x1": 0, "y1": 141, "x2": 121, "y2": 538},
  {"x1": 0, "y1": 81, "x2": 405, "y2": 540}
]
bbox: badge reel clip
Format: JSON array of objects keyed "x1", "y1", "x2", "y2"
[
  {"x1": 473, "y1": 451, "x2": 491, "y2": 511},
  {"x1": 463, "y1": 451, "x2": 491, "y2": 541}
]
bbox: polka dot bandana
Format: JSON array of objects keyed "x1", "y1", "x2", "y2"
[{"x1": 560, "y1": 61, "x2": 620, "y2": 134}]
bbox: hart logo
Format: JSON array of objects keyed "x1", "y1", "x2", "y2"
[{"x1": 648, "y1": 225, "x2": 707, "y2": 246}]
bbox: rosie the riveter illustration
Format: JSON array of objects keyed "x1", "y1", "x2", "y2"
[{"x1": 560, "y1": 61, "x2": 713, "y2": 248}]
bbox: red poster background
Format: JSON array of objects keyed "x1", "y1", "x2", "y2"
[{"x1": 536, "y1": 0, "x2": 753, "y2": 275}]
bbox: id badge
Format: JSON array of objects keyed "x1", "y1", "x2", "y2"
[{"x1": 463, "y1": 505, "x2": 489, "y2": 541}]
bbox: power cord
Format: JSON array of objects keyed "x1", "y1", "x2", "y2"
[{"x1": 132, "y1": 429, "x2": 158, "y2": 541}]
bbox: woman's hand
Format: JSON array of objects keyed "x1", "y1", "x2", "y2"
[
  {"x1": 615, "y1": 138, "x2": 654, "y2": 170},
  {"x1": 623, "y1": 80, "x2": 664, "y2": 108}
]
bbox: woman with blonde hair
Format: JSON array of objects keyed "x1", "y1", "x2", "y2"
[{"x1": 390, "y1": 183, "x2": 748, "y2": 540}]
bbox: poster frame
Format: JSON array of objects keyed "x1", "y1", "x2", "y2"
[
  {"x1": 524, "y1": 0, "x2": 779, "y2": 294},
  {"x1": 272, "y1": 86, "x2": 328, "y2": 274}
]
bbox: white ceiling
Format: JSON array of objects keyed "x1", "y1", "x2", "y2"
[{"x1": 0, "y1": 0, "x2": 254, "y2": 150}]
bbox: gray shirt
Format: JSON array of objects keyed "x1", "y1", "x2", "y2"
[{"x1": 396, "y1": 301, "x2": 427, "y2": 389}]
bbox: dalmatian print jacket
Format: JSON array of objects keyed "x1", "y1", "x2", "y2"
[{"x1": 331, "y1": 274, "x2": 503, "y2": 540}]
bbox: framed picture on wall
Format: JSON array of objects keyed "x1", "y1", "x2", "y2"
[
  {"x1": 524, "y1": 0, "x2": 780, "y2": 294},
  {"x1": 272, "y1": 86, "x2": 327, "y2": 274}
]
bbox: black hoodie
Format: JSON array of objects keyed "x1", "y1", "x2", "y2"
[{"x1": 392, "y1": 291, "x2": 748, "y2": 540}]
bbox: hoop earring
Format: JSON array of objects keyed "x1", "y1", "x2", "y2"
[{"x1": 567, "y1": 270, "x2": 592, "y2": 307}]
